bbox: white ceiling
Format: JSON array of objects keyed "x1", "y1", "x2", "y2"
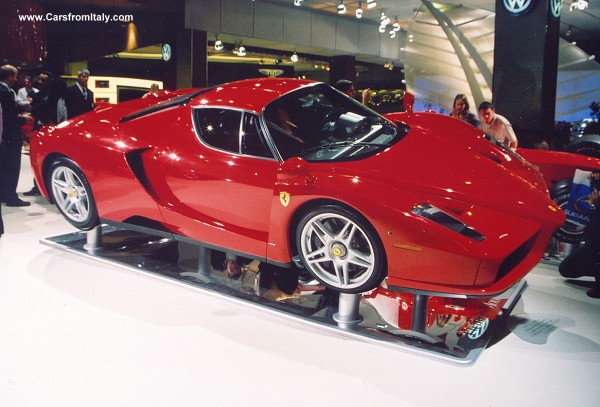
[
  {"x1": 39, "y1": 0, "x2": 600, "y2": 60},
  {"x1": 265, "y1": 0, "x2": 600, "y2": 54}
]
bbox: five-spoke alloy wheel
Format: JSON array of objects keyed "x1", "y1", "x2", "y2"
[
  {"x1": 48, "y1": 158, "x2": 99, "y2": 230},
  {"x1": 296, "y1": 205, "x2": 386, "y2": 294}
]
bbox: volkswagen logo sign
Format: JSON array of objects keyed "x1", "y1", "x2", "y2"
[
  {"x1": 503, "y1": 0, "x2": 534, "y2": 15},
  {"x1": 162, "y1": 43, "x2": 172, "y2": 62},
  {"x1": 551, "y1": 0, "x2": 563, "y2": 17}
]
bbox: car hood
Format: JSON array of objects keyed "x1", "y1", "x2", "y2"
[{"x1": 337, "y1": 112, "x2": 555, "y2": 216}]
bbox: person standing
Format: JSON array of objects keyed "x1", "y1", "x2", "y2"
[
  {"x1": 16, "y1": 76, "x2": 39, "y2": 111},
  {"x1": 66, "y1": 69, "x2": 94, "y2": 119},
  {"x1": 450, "y1": 94, "x2": 479, "y2": 127},
  {"x1": 0, "y1": 65, "x2": 32, "y2": 207},
  {"x1": 478, "y1": 101, "x2": 518, "y2": 149}
]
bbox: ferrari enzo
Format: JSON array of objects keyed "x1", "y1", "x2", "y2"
[{"x1": 30, "y1": 78, "x2": 565, "y2": 296}]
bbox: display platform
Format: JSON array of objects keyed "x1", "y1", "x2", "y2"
[{"x1": 41, "y1": 224, "x2": 526, "y2": 365}]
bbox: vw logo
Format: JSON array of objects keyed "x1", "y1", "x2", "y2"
[
  {"x1": 503, "y1": 0, "x2": 534, "y2": 15},
  {"x1": 551, "y1": 0, "x2": 563, "y2": 18},
  {"x1": 162, "y1": 43, "x2": 172, "y2": 62},
  {"x1": 467, "y1": 318, "x2": 490, "y2": 340}
]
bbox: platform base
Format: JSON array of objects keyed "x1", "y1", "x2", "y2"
[{"x1": 41, "y1": 225, "x2": 526, "y2": 365}]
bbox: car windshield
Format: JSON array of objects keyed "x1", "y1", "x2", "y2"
[{"x1": 263, "y1": 84, "x2": 407, "y2": 161}]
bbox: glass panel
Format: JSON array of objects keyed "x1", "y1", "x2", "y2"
[
  {"x1": 194, "y1": 108, "x2": 242, "y2": 153},
  {"x1": 264, "y1": 84, "x2": 405, "y2": 162},
  {"x1": 241, "y1": 113, "x2": 273, "y2": 158}
]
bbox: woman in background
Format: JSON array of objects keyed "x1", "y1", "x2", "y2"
[{"x1": 450, "y1": 93, "x2": 479, "y2": 127}]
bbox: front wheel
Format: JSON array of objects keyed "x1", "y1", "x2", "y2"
[
  {"x1": 48, "y1": 158, "x2": 100, "y2": 231},
  {"x1": 295, "y1": 205, "x2": 386, "y2": 294}
]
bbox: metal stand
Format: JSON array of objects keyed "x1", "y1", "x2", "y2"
[
  {"x1": 411, "y1": 294, "x2": 429, "y2": 333},
  {"x1": 83, "y1": 225, "x2": 103, "y2": 252},
  {"x1": 333, "y1": 293, "x2": 363, "y2": 329},
  {"x1": 197, "y1": 246, "x2": 211, "y2": 277}
]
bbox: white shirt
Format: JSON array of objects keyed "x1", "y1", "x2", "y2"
[
  {"x1": 16, "y1": 86, "x2": 38, "y2": 107},
  {"x1": 480, "y1": 113, "x2": 518, "y2": 148}
]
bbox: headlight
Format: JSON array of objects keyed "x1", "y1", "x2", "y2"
[{"x1": 412, "y1": 203, "x2": 485, "y2": 242}]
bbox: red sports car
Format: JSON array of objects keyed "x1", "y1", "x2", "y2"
[{"x1": 29, "y1": 78, "x2": 564, "y2": 296}]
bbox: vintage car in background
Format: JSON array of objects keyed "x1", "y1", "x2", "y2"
[{"x1": 29, "y1": 78, "x2": 564, "y2": 296}]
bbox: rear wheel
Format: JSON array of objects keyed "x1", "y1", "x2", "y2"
[
  {"x1": 296, "y1": 205, "x2": 386, "y2": 294},
  {"x1": 48, "y1": 158, "x2": 99, "y2": 231}
]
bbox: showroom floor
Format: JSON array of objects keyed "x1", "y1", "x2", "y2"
[{"x1": 1, "y1": 155, "x2": 599, "y2": 407}]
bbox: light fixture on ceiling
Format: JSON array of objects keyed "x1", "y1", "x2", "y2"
[
  {"x1": 384, "y1": 61, "x2": 394, "y2": 70},
  {"x1": 337, "y1": 1, "x2": 347, "y2": 14},
  {"x1": 393, "y1": 17, "x2": 400, "y2": 32},
  {"x1": 389, "y1": 29, "x2": 396, "y2": 39},
  {"x1": 356, "y1": 2, "x2": 363, "y2": 18},
  {"x1": 236, "y1": 42, "x2": 246, "y2": 57},
  {"x1": 570, "y1": 0, "x2": 588, "y2": 11},
  {"x1": 367, "y1": 0, "x2": 377, "y2": 9},
  {"x1": 380, "y1": 10, "x2": 390, "y2": 26},
  {"x1": 214, "y1": 35, "x2": 224, "y2": 51},
  {"x1": 290, "y1": 50, "x2": 299, "y2": 62},
  {"x1": 294, "y1": 0, "x2": 302, "y2": 6}
]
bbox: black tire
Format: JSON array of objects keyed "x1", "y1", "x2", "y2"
[
  {"x1": 550, "y1": 179, "x2": 586, "y2": 244},
  {"x1": 47, "y1": 157, "x2": 100, "y2": 231},
  {"x1": 295, "y1": 205, "x2": 386, "y2": 294},
  {"x1": 565, "y1": 134, "x2": 600, "y2": 159}
]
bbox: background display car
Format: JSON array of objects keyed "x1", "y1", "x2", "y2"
[{"x1": 29, "y1": 78, "x2": 564, "y2": 296}]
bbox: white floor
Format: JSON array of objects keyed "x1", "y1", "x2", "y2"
[{"x1": 1, "y1": 155, "x2": 599, "y2": 407}]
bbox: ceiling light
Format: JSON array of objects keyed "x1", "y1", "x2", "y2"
[
  {"x1": 337, "y1": 1, "x2": 346, "y2": 14},
  {"x1": 237, "y1": 43, "x2": 246, "y2": 57},
  {"x1": 378, "y1": 25, "x2": 386, "y2": 33},
  {"x1": 367, "y1": 0, "x2": 377, "y2": 9},
  {"x1": 393, "y1": 18, "x2": 400, "y2": 31},
  {"x1": 214, "y1": 35, "x2": 224, "y2": 51},
  {"x1": 570, "y1": 0, "x2": 588, "y2": 11},
  {"x1": 290, "y1": 51, "x2": 299, "y2": 62},
  {"x1": 356, "y1": 2, "x2": 363, "y2": 18},
  {"x1": 380, "y1": 11, "x2": 390, "y2": 26},
  {"x1": 389, "y1": 29, "x2": 396, "y2": 39},
  {"x1": 294, "y1": 0, "x2": 302, "y2": 6}
]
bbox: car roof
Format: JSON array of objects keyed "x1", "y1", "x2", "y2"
[{"x1": 188, "y1": 77, "x2": 318, "y2": 113}]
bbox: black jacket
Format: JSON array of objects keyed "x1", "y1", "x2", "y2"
[
  {"x1": 66, "y1": 84, "x2": 94, "y2": 119},
  {"x1": 0, "y1": 83, "x2": 27, "y2": 142}
]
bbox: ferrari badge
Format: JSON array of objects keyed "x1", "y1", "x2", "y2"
[{"x1": 279, "y1": 192, "x2": 291, "y2": 207}]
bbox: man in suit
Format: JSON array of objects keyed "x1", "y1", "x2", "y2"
[
  {"x1": 66, "y1": 69, "x2": 94, "y2": 119},
  {"x1": 0, "y1": 65, "x2": 32, "y2": 207}
]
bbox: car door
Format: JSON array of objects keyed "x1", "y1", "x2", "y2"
[{"x1": 156, "y1": 107, "x2": 279, "y2": 258}]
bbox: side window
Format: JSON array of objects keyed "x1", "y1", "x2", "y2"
[
  {"x1": 241, "y1": 113, "x2": 273, "y2": 158},
  {"x1": 194, "y1": 108, "x2": 242, "y2": 153}
]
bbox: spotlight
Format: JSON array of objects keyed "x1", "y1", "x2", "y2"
[
  {"x1": 237, "y1": 43, "x2": 246, "y2": 57},
  {"x1": 356, "y1": 2, "x2": 363, "y2": 18},
  {"x1": 380, "y1": 11, "x2": 390, "y2": 26},
  {"x1": 214, "y1": 36, "x2": 224, "y2": 51},
  {"x1": 290, "y1": 51, "x2": 299, "y2": 63},
  {"x1": 337, "y1": 1, "x2": 346, "y2": 14},
  {"x1": 570, "y1": 0, "x2": 588, "y2": 11},
  {"x1": 367, "y1": 0, "x2": 377, "y2": 9}
]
